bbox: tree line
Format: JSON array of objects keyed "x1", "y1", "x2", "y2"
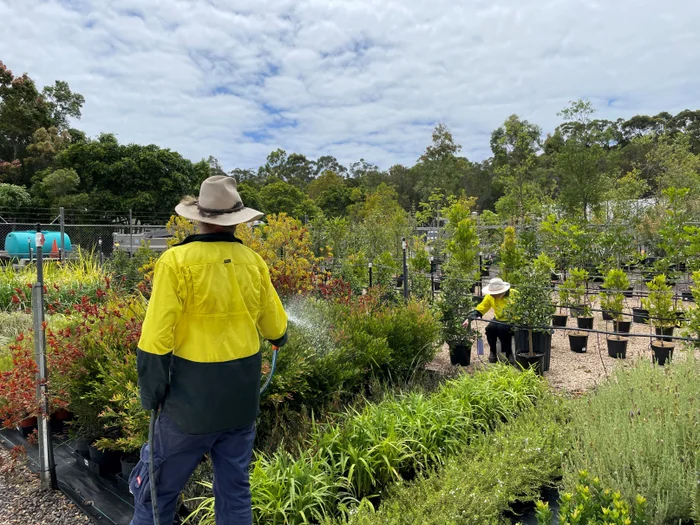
[{"x1": 2, "y1": 59, "x2": 699, "y2": 226}]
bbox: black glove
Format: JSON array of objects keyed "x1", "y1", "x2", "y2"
[{"x1": 467, "y1": 310, "x2": 482, "y2": 320}]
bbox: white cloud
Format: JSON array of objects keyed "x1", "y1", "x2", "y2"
[{"x1": 2, "y1": 0, "x2": 700, "y2": 172}]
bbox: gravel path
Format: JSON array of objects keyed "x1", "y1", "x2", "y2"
[
  {"x1": 0, "y1": 445, "x2": 91, "y2": 525},
  {"x1": 427, "y1": 301, "x2": 699, "y2": 393}
]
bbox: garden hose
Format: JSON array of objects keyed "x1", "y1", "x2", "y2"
[
  {"x1": 148, "y1": 409, "x2": 160, "y2": 525},
  {"x1": 148, "y1": 347, "x2": 279, "y2": 524},
  {"x1": 260, "y1": 346, "x2": 279, "y2": 395}
]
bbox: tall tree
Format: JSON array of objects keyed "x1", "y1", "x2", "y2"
[
  {"x1": 491, "y1": 114, "x2": 548, "y2": 224},
  {"x1": 555, "y1": 100, "x2": 611, "y2": 220}
]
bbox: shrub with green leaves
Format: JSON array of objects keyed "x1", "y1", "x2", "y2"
[
  {"x1": 560, "y1": 268, "x2": 589, "y2": 316},
  {"x1": 563, "y1": 357, "x2": 700, "y2": 524},
  {"x1": 642, "y1": 274, "x2": 675, "y2": 329},
  {"x1": 599, "y1": 268, "x2": 630, "y2": 322},
  {"x1": 536, "y1": 471, "x2": 649, "y2": 525},
  {"x1": 330, "y1": 394, "x2": 568, "y2": 525},
  {"x1": 186, "y1": 365, "x2": 546, "y2": 525}
]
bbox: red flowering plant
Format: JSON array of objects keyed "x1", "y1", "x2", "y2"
[{"x1": 0, "y1": 291, "x2": 144, "y2": 433}]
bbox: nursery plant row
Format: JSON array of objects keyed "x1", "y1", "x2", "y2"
[{"x1": 186, "y1": 365, "x2": 546, "y2": 524}]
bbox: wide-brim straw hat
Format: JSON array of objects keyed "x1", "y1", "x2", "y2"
[
  {"x1": 175, "y1": 175, "x2": 264, "y2": 226},
  {"x1": 482, "y1": 277, "x2": 511, "y2": 295}
]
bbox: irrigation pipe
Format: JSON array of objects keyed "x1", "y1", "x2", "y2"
[{"x1": 468, "y1": 317, "x2": 700, "y2": 343}]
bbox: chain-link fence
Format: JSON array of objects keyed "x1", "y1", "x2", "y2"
[{"x1": 0, "y1": 207, "x2": 173, "y2": 260}]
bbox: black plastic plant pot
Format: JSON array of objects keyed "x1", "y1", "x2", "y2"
[
  {"x1": 607, "y1": 337, "x2": 628, "y2": 359},
  {"x1": 433, "y1": 281, "x2": 441, "y2": 291},
  {"x1": 449, "y1": 343, "x2": 471, "y2": 367},
  {"x1": 569, "y1": 333, "x2": 588, "y2": 353},
  {"x1": 515, "y1": 352, "x2": 545, "y2": 376},
  {"x1": 651, "y1": 342, "x2": 674, "y2": 366},
  {"x1": 614, "y1": 320, "x2": 632, "y2": 334},
  {"x1": 481, "y1": 268, "x2": 490, "y2": 277},
  {"x1": 682, "y1": 291, "x2": 694, "y2": 302},
  {"x1": 88, "y1": 443, "x2": 107, "y2": 465},
  {"x1": 514, "y1": 330, "x2": 552, "y2": 372},
  {"x1": 120, "y1": 455, "x2": 139, "y2": 479},
  {"x1": 592, "y1": 275, "x2": 605, "y2": 284},
  {"x1": 602, "y1": 310, "x2": 614, "y2": 321},
  {"x1": 75, "y1": 437, "x2": 91, "y2": 459},
  {"x1": 472, "y1": 295, "x2": 484, "y2": 305},
  {"x1": 655, "y1": 326, "x2": 674, "y2": 342},
  {"x1": 576, "y1": 316, "x2": 594, "y2": 330},
  {"x1": 552, "y1": 314, "x2": 567, "y2": 327},
  {"x1": 632, "y1": 307, "x2": 649, "y2": 324},
  {"x1": 623, "y1": 287, "x2": 635, "y2": 298},
  {"x1": 396, "y1": 276, "x2": 404, "y2": 288}
]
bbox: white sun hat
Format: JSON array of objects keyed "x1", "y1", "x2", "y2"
[
  {"x1": 482, "y1": 277, "x2": 511, "y2": 295},
  {"x1": 175, "y1": 176, "x2": 264, "y2": 226}
]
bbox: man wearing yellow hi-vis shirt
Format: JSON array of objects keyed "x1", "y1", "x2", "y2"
[{"x1": 129, "y1": 176, "x2": 288, "y2": 525}]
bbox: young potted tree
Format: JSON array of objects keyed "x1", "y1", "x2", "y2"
[
  {"x1": 600, "y1": 269, "x2": 631, "y2": 333},
  {"x1": 600, "y1": 269, "x2": 631, "y2": 358},
  {"x1": 643, "y1": 275, "x2": 676, "y2": 364},
  {"x1": 505, "y1": 254, "x2": 556, "y2": 375},
  {"x1": 553, "y1": 285, "x2": 569, "y2": 327},
  {"x1": 439, "y1": 196, "x2": 480, "y2": 366}
]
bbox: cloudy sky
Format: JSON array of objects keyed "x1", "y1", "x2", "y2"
[{"x1": 2, "y1": 0, "x2": 699, "y2": 171}]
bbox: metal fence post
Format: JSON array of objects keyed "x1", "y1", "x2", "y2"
[
  {"x1": 59, "y1": 207, "x2": 65, "y2": 261},
  {"x1": 430, "y1": 256, "x2": 436, "y2": 301},
  {"x1": 98, "y1": 238, "x2": 103, "y2": 266},
  {"x1": 402, "y1": 238, "x2": 409, "y2": 301},
  {"x1": 32, "y1": 225, "x2": 57, "y2": 490},
  {"x1": 129, "y1": 209, "x2": 133, "y2": 258},
  {"x1": 28, "y1": 238, "x2": 32, "y2": 263},
  {"x1": 368, "y1": 262, "x2": 373, "y2": 288}
]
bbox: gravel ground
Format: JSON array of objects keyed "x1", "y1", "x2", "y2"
[
  {"x1": 0, "y1": 445, "x2": 91, "y2": 525},
  {"x1": 427, "y1": 299, "x2": 699, "y2": 393}
]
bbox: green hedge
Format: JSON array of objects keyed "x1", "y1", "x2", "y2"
[
  {"x1": 331, "y1": 395, "x2": 568, "y2": 525},
  {"x1": 187, "y1": 365, "x2": 547, "y2": 525}
]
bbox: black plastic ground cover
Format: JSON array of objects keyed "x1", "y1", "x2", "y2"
[{"x1": 0, "y1": 428, "x2": 134, "y2": 525}]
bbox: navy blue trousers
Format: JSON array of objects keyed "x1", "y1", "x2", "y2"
[{"x1": 129, "y1": 413, "x2": 256, "y2": 525}]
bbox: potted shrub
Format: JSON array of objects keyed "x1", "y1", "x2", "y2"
[
  {"x1": 643, "y1": 275, "x2": 676, "y2": 341},
  {"x1": 439, "y1": 196, "x2": 480, "y2": 366},
  {"x1": 553, "y1": 284, "x2": 568, "y2": 327},
  {"x1": 505, "y1": 255, "x2": 556, "y2": 375},
  {"x1": 600, "y1": 269, "x2": 631, "y2": 333},
  {"x1": 643, "y1": 275, "x2": 676, "y2": 364},
  {"x1": 681, "y1": 271, "x2": 700, "y2": 347}
]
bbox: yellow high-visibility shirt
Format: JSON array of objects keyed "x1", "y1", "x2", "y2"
[{"x1": 137, "y1": 232, "x2": 288, "y2": 434}]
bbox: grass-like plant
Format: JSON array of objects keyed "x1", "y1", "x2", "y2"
[
  {"x1": 563, "y1": 357, "x2": 700, "y2": 524},
  {"x1": 186, "y1": 365, "x2": 546, "y2": 525},
  {"x1": 328, "y1": 394, "x2": 568, "y2": 525}
]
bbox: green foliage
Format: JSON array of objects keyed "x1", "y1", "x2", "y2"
[
  {"x1": 599, "y1": 269, "x2": 630, "y2": 321},
  {"x1": 408, "y1": 236, "x2": 431, "y2": 301},
  {"x1": 642, "y1": 274, "x2": 675, "y2": 329},
  {"x1": 560, "y1": 268, "x2": 589, "y2": 316},
  {"x1": 0, "y1": 183, "x2": 31, "y2": 209},
  {"x1": 105, "y1": 244, "x2": 159, "y2": 292},
  {"x1": 187, "y1": 365, "x2": 546, "y2": 525},
  {"x1": 329, "y1": 394, "x2": 568, "y2": 525},
  {"x1": 555, "y1": 100, "x2": 612, "y2": 221},
  {"x1": 499, "y1": 226, "x2": 525, "y2": 284},
  {"x1": 504, "y1": 255, "x2": 555, "y2": 350},
  {"x1": 563, "y1": 357, "x2": 700, "y2": 524},
  {"x1": 537, "y1": 471, "x2": 649, "y2": 525},
  {"x1": 491, "y1": 115, "x2": 549, "y2": 224},
  {"x1": 682, "y1": 271, "x2": 700, "y2": 345}
]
